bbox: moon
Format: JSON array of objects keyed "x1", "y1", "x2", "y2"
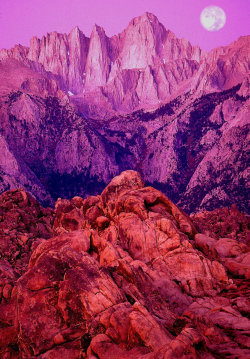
[{"x1": 200, "y1": 6, "x2": 226, "y2": 31}]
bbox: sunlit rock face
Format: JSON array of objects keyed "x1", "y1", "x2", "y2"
[
  {"x1": 0, "y1": 173, "x2": 249, "y2": 358},
  {"x1": 27, "y1": 28, "x2": 90, "y2": 94},
  {"x1": 2, "y1": 12, "x2": 248, "y2": 117}
]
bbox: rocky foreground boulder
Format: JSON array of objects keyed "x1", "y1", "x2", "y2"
[{"x1": 0, "y1": 171, "x2": 249, "y2": 358}]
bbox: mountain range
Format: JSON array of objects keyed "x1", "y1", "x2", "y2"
[{"x1": 0, "y1": 12, "x2": 249, "y2": 213}]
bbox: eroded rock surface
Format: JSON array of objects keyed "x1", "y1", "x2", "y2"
[{"x1": 0, "y1": 171, "x2": 249, "y2": 358}]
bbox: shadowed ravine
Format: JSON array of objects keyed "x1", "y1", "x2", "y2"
[{"x1": 0, "y1": 83, "x2": 249, "y2": 213}]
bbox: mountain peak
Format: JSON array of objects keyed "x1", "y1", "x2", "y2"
[
  {"x1": 140, "y1": 12, "x2": 159, "y2": 22},
  {"x1": 68, "y1": 26, "x2": 84, "y2": 43},
  {"x1": 130, "y1": 12, "x2": 160, "y2": 26},
  {"x1": 70, "y1": 26, "x2": 81, "y2": 35},
  {"x1": 91, "y1": 24, "x2": 106, "y2": 37}
]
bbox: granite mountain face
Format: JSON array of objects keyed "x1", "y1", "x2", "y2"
[{"x1": 0, "y1": 12, "x2": 249, "y2": 213}]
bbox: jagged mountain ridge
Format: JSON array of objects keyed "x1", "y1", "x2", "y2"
[
  {"x1": 0, "y1": 12, "x2": 249, "y2": 213},
  {"x1": 1, "y1": 12, "x2": 249, "y2": 117}
]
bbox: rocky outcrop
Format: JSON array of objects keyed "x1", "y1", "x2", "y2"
[
  {"x1": 27, "y1": 27, "x2": 90, "y2": 94},
  {"x1": 194, "y1": 35, "x2": 250, "y2": 94},
  {"x1": 191, "y1": 204, "x2": 250, "y2": 243},
  {"x1": 0, "y1": 171, "x2": 249, "y2": 358},
  {"x1": 0, "y1": 58, "x2": 60, "y2": 97},
  {"x1": 0, "y1": 188, "x2": 54, "y2": 275}
]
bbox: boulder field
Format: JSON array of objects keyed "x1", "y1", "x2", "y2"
[{"x1": 0, "y1": 171, "x2": 249, "y2": 358}]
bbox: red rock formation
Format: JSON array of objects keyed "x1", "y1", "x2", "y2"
[
  {"x1": 0, "y1": 189, "x2": 54, "y2": 359},
  {"x1": 192, "y1": 204, "x2": 250, "y2": 243},
  {"x1": 0, "y1": 171, "x2": 249, "y2": 358}
]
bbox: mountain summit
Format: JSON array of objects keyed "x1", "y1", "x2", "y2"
[{"x1": 2, "y1": 13, "x2": 248, "y2": 117}]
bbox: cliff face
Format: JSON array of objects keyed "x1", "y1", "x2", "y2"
[
  {"x1": 0, "y1": 81, "x2": 249, "y2": 213},
  {"x1": 0, "y1": 172, "x2": 249, "y2": 358},
  {"x1": 193, "y1": 36, "x2": 250, "y2": 94}
]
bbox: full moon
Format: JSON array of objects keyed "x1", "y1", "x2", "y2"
[{"x1": 200, "y1": 6, "x2": 226, "y2": 31}]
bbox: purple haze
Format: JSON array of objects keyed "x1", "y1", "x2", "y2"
[{"x1": 0, "y1": 0, "x2": 249, "y2": 52}]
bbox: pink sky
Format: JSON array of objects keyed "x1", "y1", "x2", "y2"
[{"x1": 0, "y1": 0, "x2": 249, "y2": 52}]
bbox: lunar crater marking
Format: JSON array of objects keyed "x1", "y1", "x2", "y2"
[{"x1": 200, "y1": 6, "x2": 226, "y2": 32}]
